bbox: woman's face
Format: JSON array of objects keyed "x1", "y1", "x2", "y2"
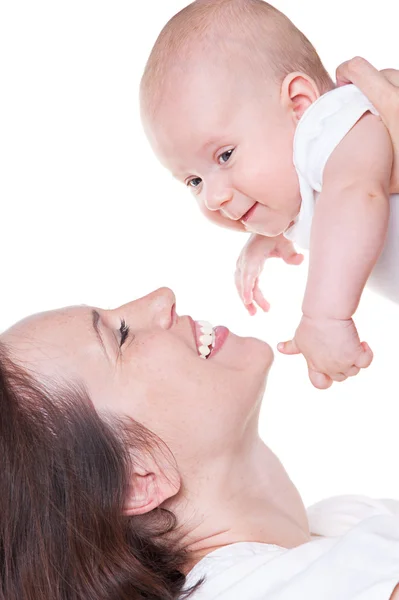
[{"x1": 2, "y1": 288, "x2": 273, "y2": 471}]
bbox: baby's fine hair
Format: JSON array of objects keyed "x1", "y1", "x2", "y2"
[{"x1": 141, "y1": 0, "x2": 333, "y2": 114}]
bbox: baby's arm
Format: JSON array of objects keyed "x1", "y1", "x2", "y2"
[
  {"x1": 304, "y1": 113, "x2": 392, "y2": 320},
  {"x1": 279, "y1": 113, "x2": 392, "y2": 389}
]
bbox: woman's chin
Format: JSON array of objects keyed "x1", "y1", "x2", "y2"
[
  {"x1": 214, "y1": 331, "x2": 274, "y2": 373},
  {"x1": 251, "y1": 337, "x2": 274, "y2": 377}
]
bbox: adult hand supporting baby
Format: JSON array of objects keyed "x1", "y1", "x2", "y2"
[{"x1": 336, "y1": 57, "x2": 399, "y2": 191}]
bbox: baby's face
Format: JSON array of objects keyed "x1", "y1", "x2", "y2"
[{"x1": 143, "y1": 65, "x2": 302, "y2": 237}]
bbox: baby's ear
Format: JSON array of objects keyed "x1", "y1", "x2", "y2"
[{"x1": 281, "y1": 72, "x2": 320, "y2": 122}]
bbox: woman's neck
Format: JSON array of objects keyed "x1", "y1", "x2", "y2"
[{"x1": 170, "y1": 436, "x2": 311, "y2": 571}]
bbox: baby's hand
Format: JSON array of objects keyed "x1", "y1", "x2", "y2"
[
  {"x1": 235, "y1": 233, "x2": 303, "y2": 315},
  {"x1": 278, "y1": 315, "x2": 373, "y2": 389}
]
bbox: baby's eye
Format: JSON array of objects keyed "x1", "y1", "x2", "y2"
[
  {"x1": 218, "y1": 149, "x2": 234, "y2": 164},
  {"x1": 187, "y1": 177, "x2": 202, "y2": 189},
  {"x1": 119, "y1": 319, "x2": 130, "y2": 347}
]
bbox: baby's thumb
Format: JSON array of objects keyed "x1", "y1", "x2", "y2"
[
  {"x1": 277, "y1": 339, "x2": 300, "y2": 355},
  {"x1": 279, "y1": 239, "x2": 304, "y2": 266},
  {"x1": 284, "y1": 252, "x2": 304, "y2": 266}
]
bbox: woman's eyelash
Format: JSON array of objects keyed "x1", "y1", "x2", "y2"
[{"x1": 119, "y1": 319, "x2": 130, "y2": 347}]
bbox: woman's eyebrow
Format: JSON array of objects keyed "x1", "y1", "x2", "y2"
[{"x1": 91, "y1": 309, "x2": 110, "y2": 362}]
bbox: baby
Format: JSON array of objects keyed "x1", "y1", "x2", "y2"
[{"x1": 140, "y1": 0, "x2": 398, "y2": 389}]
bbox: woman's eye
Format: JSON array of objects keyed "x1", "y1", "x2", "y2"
[
  {"x1": 119, "y1": 319, "x2": 130, "y2": 347},
  {"x1": 187, "y1": 177, "x2": 202, "y2": 189},
  {"x1": 218, "y1": 149, "x2": 234, "y2": 164}
]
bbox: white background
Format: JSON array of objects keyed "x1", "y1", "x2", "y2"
[{"x1": 0, "y1": 0, "x2": 398, "y2": 506}]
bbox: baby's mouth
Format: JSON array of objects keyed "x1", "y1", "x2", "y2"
[{"x1": 240, "y1": 203, "x2": 257, "y2": 224}]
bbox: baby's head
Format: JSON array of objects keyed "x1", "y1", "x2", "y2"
[{"x1": 141, "y1": 0, "x2": 334, "y2": 237}]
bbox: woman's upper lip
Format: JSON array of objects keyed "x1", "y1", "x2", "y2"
[
  {"x1": 171, "y1": 303, "x2": 178, "y2": 325},
  {"x1": 188, "y1": 316, "x2": 198, "y2": 348}
]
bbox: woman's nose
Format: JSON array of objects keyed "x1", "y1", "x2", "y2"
[{"x1": 121, "y1": 287, "x2": 176, "y2": 330}]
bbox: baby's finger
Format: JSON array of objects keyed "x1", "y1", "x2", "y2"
[
  {"x1": 354, "y1": 342, "x2": 373, "y2": 369},
  {"x1": 331, "y1": 372, "x2": 348, "y2": 383},
  {"x1": 244, "y1": 302, "x2": 257, "y2": 316},
  {"x1": 285, "y1": 253, "x2": 304, "y2": 266},
  {"x1": 242, "y1": 270, "x2": 260, "y2": 306},
  {"x1": 243, "y1": 285, "x2": 254, "y2": 306},
  {"x1": 234, "y1": 267, "x2": 242, "y2": 291},
  {"x1": 253, "y1": 281, "x2": 270, "y2": 312},
  {"x1": 234, "y1": 269, "x2": 247, "y2": 304},
  {"x1": 345, "y1": 365, "x2": 360, "y2": 378},
  {"x1": 309, "y1": 369, "x2": 333, "y2": 390},
  {"x1": 277, "y1": 339, "x2": 300, "y2": 355}
]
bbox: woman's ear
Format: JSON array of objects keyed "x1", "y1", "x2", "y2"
[
  {"x1": 123, "y1": 451, "x2": 180, "y2": 516},
  {"x1": 281, "y1": 72, "x2": 320, "y2": 122}
]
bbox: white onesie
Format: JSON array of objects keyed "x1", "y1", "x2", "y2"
[{"x1": 284, "y1": 84, "x2": 399, "y2": 304}]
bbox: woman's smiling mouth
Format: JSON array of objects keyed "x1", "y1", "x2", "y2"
[
  {"x1": 189, "y1": 318, "x2": 230, "y2": 359},
  {"x1": 195, "y1": 320, "x2": 215, "y2": 358}
]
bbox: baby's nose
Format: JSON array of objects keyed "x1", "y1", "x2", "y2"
[{"x1": 204, "y1": 185, "x2": 233, "y2": 211}]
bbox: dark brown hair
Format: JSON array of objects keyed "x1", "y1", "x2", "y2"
[{"x1": 0, "y1": 345, "x2": 199, "y2": 599}]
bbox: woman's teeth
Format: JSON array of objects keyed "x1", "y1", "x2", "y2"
[{"x1": 196, "y1": 320, "x2": 215, "y2": 359}]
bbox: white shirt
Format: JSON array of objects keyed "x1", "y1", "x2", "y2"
[
  {"x1": 186, "y1": 495, "x2": 399, "y2": 599},
  {"x1": 284, "y1": 84, "x2": 399, "y2": 304}
]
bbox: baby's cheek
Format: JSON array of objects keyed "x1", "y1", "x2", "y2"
[
  {"x1": 205, "y1": 209, "x2": 228, "y2": 227},
  {"x1": 197, "y1": 199, "x2": 219, "y2": 223}
]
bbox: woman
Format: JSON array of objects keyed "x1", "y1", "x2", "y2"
[
  {"x1": 1, "y1": 285, "x2": 399, "y2": 600},
  {"x1": 0, "y1": 287, "x2": 298, "y2": 598}
]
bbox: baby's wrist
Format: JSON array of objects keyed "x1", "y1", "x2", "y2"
[
  {"x1": 301, "y1": 312, "x2": 351, "y2": 324},
  {"x1": 302, "y1": 296, "x2": 354, "y2": 322}
]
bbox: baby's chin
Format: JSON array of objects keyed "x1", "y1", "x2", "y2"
[
  {"x1": 244, "y1": 222, "x2": 287, "y2": 237},
  {"x1": 241, "y1": 202, "x2": 295, "y2": 238}
]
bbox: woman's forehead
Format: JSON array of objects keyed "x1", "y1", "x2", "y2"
[
  {"x1": 1, "y1": 306, "x2": 93, "y2": 358},
  {"x1": 0, "y1": 305, "x2": 112, "y2": 388}
]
